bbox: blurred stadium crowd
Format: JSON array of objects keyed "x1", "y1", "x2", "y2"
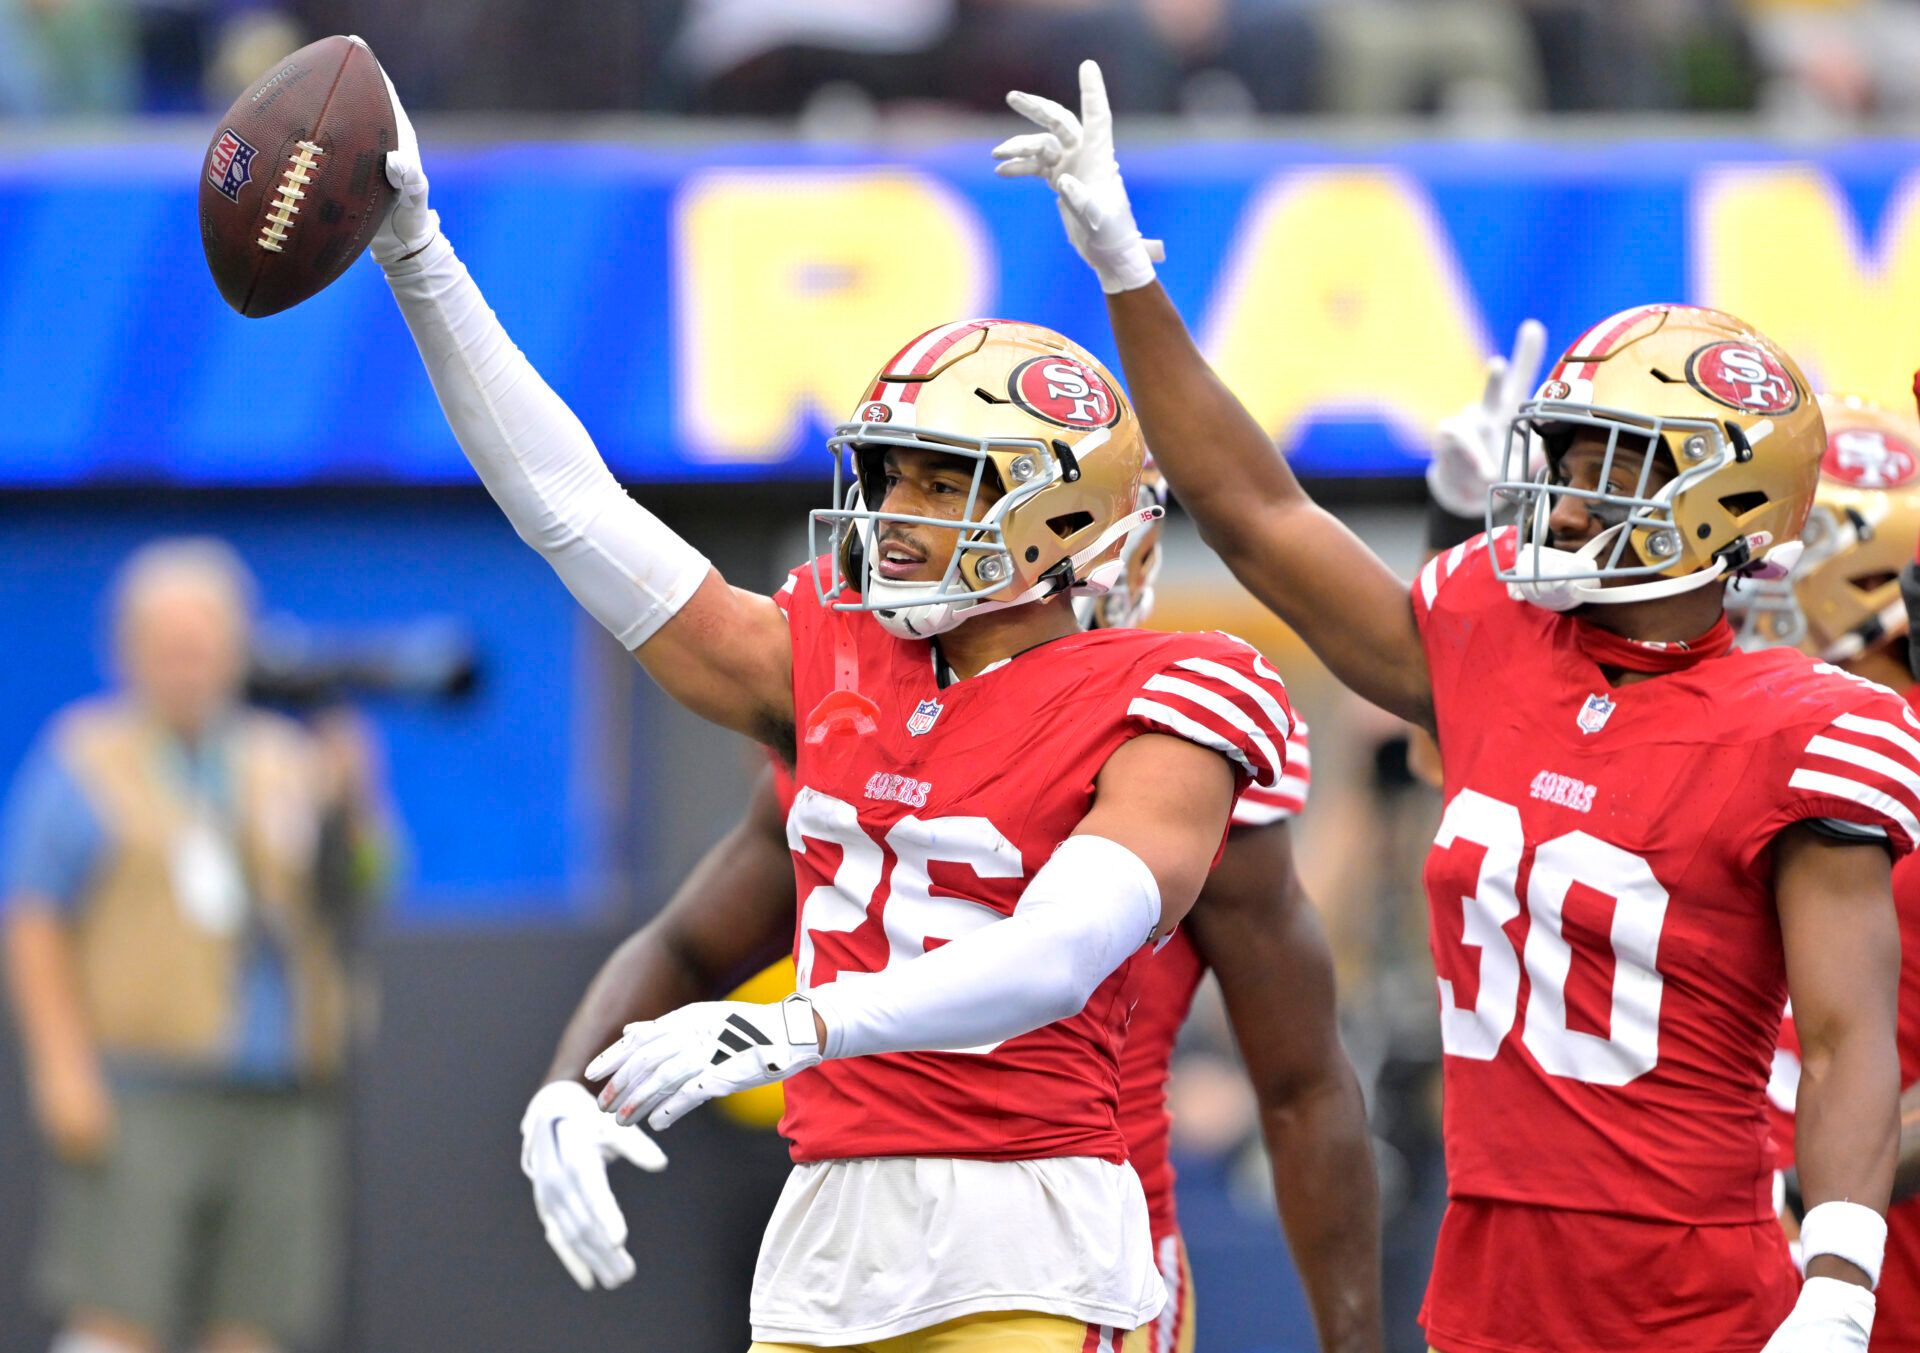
[{"x1": 10, "y1": 0, "x2": 1920, "y2": 123}]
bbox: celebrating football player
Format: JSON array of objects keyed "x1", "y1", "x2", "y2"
[
  {"x1": 1732, "y1": 395, "x2": 1920, "y2": 1351},
  {"x1": 370, "y1": 67, "x2": 1297, "y2": 1352},
  {"x1": 998, "y1": 58, "x2": 1916, "y2": 1353},
  {"x1": 521, "y1": 460, "x2": 1382, "y2": 1353}
]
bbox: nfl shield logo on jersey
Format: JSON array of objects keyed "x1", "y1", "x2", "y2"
[
  {"x1": 1576, "y1": 692, "x2": 1616, "y2": 735},
  {"x1": 907, "y1": 698, "x2": 943, "y2": 737}
]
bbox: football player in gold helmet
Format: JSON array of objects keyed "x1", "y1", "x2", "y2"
[
  {"x1": 1736, "y1": 394, "x2": 1920, "y2": 686},
  {"x1": 373, "y1": 62, "x2": 1303, "y2": 1351},
  {"x1": 1735, "y1": 394, "x2": 1920, "y2": 1352},
  {"x1": 1002, "y1": 57, "x2": 1910, "y2": 1353},
  {"x1": 523, "y1": 450, "x2": 1381, "y2": 1353}
]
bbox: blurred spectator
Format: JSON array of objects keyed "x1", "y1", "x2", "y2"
[
  {"x1": 1742, "y1": 0, "x2": 1920, "y2": 120},
  {"x1": 1519, "y1": 0, "x2": 1758, "y2": 113},
  {"x1": 130, "y1": 0, "x2": 299, "y2": 113},
  {"x1": 13, "y1": 0, "x2": 1920, "y2": 121},
  {"x1": 1313, "y1": 0, "x2": 1543, "y2": 116},
  {"x1": 1, "y1": 538, "x2": 389, "y2": 1353},
  {"x1": 0, "y1": 0, "x2": 137, "y2": 116},
  {"x1": 1137, "y1": 0, "x2": 1322, "y2": 115},
  {"x1": 674, "y1": 0, "x2": 952, "y2": 113}
]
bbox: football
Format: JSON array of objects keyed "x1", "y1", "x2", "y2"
[{"x1": 199, "y1": 35, "x2": 398, "y2": 318}]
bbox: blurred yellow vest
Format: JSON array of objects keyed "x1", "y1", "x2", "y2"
[{"x1": 52, "y1": 698, "x2": 347, "y2": 1080}]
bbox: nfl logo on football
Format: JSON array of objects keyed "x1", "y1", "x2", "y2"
[
  {"x1": 1577, "y1": 692, "x2": 1616, "y2": 735},
  {"x1": 207, "y1": 127, "x2": 258, "y2": 203},
  {"x1": 907, "y1": 698, "x2": 943, "y2": 737}
]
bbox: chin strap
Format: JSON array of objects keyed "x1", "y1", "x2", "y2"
[
  {"x1": 870, "y1": 506, "x2": 1164, "y2": 639},
  {"x1": 1510, "y1": 527, "x2": 1797, "y2": 613}
]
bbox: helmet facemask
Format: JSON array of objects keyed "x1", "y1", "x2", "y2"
[
  {"x1": 810, "y1": 423, "x2": 1154, "y2": 640},
  {"x1": 1492, "y1": 401, "x2": 1762, "y2": 611}
]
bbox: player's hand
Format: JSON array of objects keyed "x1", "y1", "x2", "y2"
[
  {"x1": 994, "y1": 59, "x2": 1164, "y2": 295},
  {"x1": 348, "y1": 37, "x2": 436, "y2": 264},
  {"x1": 1428, "y1": 318, "x2": 1548, "y2": 519},
  {"x1": 519, "y1": 1080, "x2": 666, "y2": 1291},
  {"x1": 588, "y1": 995, "x2": 823, "y2": 1132},
  {"x1": 33, "y1": 1059, "x2": 114, "y2": 1165},
  {"x1": 1761, "y1": 1276, "x2": 1874, "y2": 1352}
]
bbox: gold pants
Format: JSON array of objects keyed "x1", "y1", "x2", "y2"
[{"x1": 751, "y1": 1309, "x2": 1145, "y2": 1352}]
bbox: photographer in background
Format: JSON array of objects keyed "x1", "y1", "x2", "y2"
[{"x1": 1, "y1": 537, "x2": 391, "y2": 1353}]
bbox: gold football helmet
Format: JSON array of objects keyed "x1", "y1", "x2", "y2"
[
  {"x1": 811, "y1": 319, "x2": 1157, "y2": 639},
  {"x1": 1736, "y1": 393, "x2": 1920, "y2": 661},
  {"x1": 1077, "y1": 454, "x2": 1167, "y2": 631},
  {"x1": 1491, "y1": 304, "x2": 1824, "y2": 610}
]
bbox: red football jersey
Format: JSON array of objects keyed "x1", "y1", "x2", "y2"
[
  {"x1": 1414, "y1": 530, "x2": 1920, "y2": 1353},
  {"x1": 1765, "y1": 1010, "x2": 1799, "y2": 1169},
  {"x1": 1120, "y1": 718, "x2": 1312, "y2": 1241},
  {"x1": 772, "y1": 565, "x2": 1293, "y2": 1165},
  {"x1": 1876, "y1": 752, "x2": 1920, "y2": 1352}
]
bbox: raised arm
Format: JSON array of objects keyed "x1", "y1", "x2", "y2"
[
  {"x1": 1190, "y1": 822, "x2": 1382, "y2": 1353},
  {"x1": 368, "y1": 55, "x2": 790, "y2": 743},
  {"x1": 520, "y1": 765, "x2": 797, "y2": 1291},
  {"x1": 1101, "y1": 286, "x2": 1430, "y2": 724},
  {"x1": 993, "y1": 61, "x2": 1431, "y2": 727},
  {"x1": 1770, "y1": 822, "x2": 1900, "y2": 1346},
  {"x1": 589, "y1": 732, "x2": 1236, "y2": 1132}
]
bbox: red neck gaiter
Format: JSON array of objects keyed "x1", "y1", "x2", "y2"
[{"x1": 1570, "y1": 614, "x2": 1736, "y2": 674}]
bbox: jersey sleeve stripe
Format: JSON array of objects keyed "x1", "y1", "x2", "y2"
[
  {"x1": 1829, "y1": 712, "x2": 1920, "y2": 766},
  {"x1": 1786, "y1": 768, "x2": 1920, "y2": 844},
  {"x1": 1170, "y1": 656, "x2": 1293, "y2": 741},
  {"x1": 1128, "y1": 698, "x2": 1261, "y2": 782},
  {"x1": 1803, "y1": 734, "x2": 1920, "y2": 806},
  {"x1": 1141, "y1": 674, "x2": 1283, "y2": 783},
  {"x1": 1418, "y1": 555, "x2": 1442, "y2": 610}
]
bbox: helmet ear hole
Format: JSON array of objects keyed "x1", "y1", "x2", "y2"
[
  {"x1": 1047, "y1": 511, "x2": 1094, "y2": 539},
  {"x1": 1718, "y1": 490, "x2": 1768, "y2": 519}
]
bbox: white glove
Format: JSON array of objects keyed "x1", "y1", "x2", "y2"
[
  {"x1": 345, "y1": 36, "x2": 436, "y2": 264},
  {"x1": 518, "y1": 1080, "x2": 666, "y2": 1291},
  {"x1": 993, "y1": 59, "x2": 1164, "y2": 295},
  {"x1": 588, "y1": 995, "x2": 823, "y2": 1132},
  {"x1": 1428, "y1": 318, "x2": 1548, "y2": 519},
  {"x1": 1761, "y1": 1276, "x2": 1874, "y2": 1352}
]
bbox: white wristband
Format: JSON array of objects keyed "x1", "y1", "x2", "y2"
[
  {"x1": 1800, "y1": 1201, "x2": 1888, "y2": 1289},
  {"x1": 383, "y1": 234, "x2": 710, "y2": 650}
]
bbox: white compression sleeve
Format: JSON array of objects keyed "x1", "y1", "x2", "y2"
[
  {"x1": 805, "y1": 834, "x2": 1161, "y2": 1060},
  {"x1": 381, "y1": 233, "x2": 709, "y2": 650}
]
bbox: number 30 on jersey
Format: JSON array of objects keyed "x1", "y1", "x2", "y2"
[{"x1": 1432, "y1": 789, "x2": 1670, "y2": 1087}]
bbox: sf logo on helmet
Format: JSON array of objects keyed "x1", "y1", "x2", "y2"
[
  {"x1": 1824, "y1": 428, "x2": 1920, "y2": 490},
  {"x1": 1686, "y1": 342, "x2": 1799, "y2": 414},
  {"x1": 1008, "y1": 357, "x2": 1120, "y2": 429}
]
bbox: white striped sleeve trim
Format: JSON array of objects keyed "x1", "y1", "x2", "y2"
[
  {"x1": 1142, "y1": 674, "x2": 1282, "y2": 785},
  {"x1": 1831, "y1": 712, "x2": 1920, "y2": 767},
  {"x1": 1172, "y1": 656, "x2": 1293, "y2": 741},
  {"x1": 1804, "y1": 735, "x2": 1920, "y2": 805},
  {"x1": 1415, "y1": 533, "x2": 1496, "y2": 615},
  {"x1": 1232, "y1": 777, "x2": 1308, "y2": 826},
  {"x1": 1128, "y1": 698, "x2": 1256, "y2": 780},
  {"x1": 1418, "y1": 555, "x2": 1443, "y2": 610},
  {"x1": 1787, "y1": 769, "x2": 1920, "y2": 844}
]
